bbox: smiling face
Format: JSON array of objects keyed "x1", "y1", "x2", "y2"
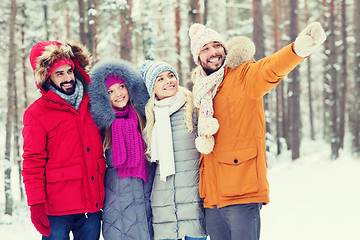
[
  {"x1": 198, "y1": 41, "x2": 226, "y2": 75},
  {"x1": 153, "y1": 70, "x2": 178, "y2": 100},
  {"x1": 107, "y1": 82, "x2": 130, "y2": 111},
  {"x1": 49, "y1": 64, "x2": 76, "y2": 95}
]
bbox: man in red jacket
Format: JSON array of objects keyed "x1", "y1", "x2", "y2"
[
  {"x1": 189, "y1": 23, "x2": 326, "y2": 240},
  {"x1": 22, "y1": 41, "x2": 106, "y2": 239}
]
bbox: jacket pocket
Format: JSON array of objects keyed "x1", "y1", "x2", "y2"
[
  {"x1": 46, "y1": 164, "x2": 85, "y2": 212},
  {"x1": 97, "y1": 157, "x2": 106, "y2": 203},
  {"x1": 216, "y1": 147, "x2": 259, "y2": 197}
]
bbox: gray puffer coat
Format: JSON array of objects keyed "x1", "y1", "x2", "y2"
[
  {"x1": 102, "y1": 148, "x2": 156, "y2": 240},
  {"x1": 89, "y1": 58, "x2": 155, "y2": 240},
  {"x1": 151, "y1": 107, "x2": 206, "y2": 240}
]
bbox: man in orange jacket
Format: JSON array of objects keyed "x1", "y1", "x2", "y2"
[{"x1": 189, "y1": 22, "x2": 326, "y2": 240}]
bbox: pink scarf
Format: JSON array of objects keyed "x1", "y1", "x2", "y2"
[{"x1": 111, "y1": 104, "x2": 148, "y2": 182}]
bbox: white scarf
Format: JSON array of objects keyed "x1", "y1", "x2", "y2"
[
  {"x1": 192, "y1": 66, "x2": 224, "y2": 153},
  {"x1": 151, "y1": 92, "x2": 186, "y2": 182}
]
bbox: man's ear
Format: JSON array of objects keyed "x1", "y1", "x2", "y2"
[{"x1": 47, "y1": 77, "x2": 54, "y2": 86}]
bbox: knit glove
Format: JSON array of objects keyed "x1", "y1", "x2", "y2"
[
  {"x1": 30, "y1": 204, "x2": 51, "y2": 236},
  {"x1": 294, "y1": 22, "x2": 327, "y2": 58}
]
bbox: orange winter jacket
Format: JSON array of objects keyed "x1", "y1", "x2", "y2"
[{"x1": 197, "y1": 43, "x2": 305, "y2": 208}]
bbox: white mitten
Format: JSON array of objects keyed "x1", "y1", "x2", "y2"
[
  {"x1": 198, "y1": 117, "x2": 219, "y2": 136},
  {"x1": 195, "y1": 136, "x2": 215, "y2": 154},
  {"x1": 294, "y1": 22, "x2": 327, "y2": 58}
]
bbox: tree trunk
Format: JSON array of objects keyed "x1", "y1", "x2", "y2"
[
  {"x1": 253, "y1": 0, "x2": 265, "y2": 61},
  {"x1": 288, "y1": 0, "x2": 300, "y2": 160},
  {"x1": 304, "y1": 0, "x2": 315, "y2": 140},
  {"x1": 322, "y1": 0, "x2": 331, "y2": 143},
  {"x1": 120, "y1": 0, "x2": 132, "y2": 62},
  {"x1": 352, "y1": 0, "x2": 360, "y2": 154},
  {"x1": 13, "y1": 68, "x2": 23, "y2": 202},
  {"x1": 19, "y1": 3, "x2": 27, "y2": 201},
  {"x1": 87, "y1": 0, "x2": 96, "y2": 55},
  {"x1": 188, "y1": 0, "x2": 200, "y2": 71},
  {"x1": 227, "y1": 0, "x2": 234, "y2": 31},
  {"x1": 282, "y1": 0, "x2": 290, "y2": 150},
  {"x1": 139, "y1": 0, "x2": 154, "y2": 60},
  {"x1": 5, "y1": 0, "x2": 17, "y2": 216},
  {"x1": 175, "y1": 0, "x2": 182, "y2": 85},
  {"x1": 21, "y1": 4, "x2": 28, "y2": 110},
  {"x1": 307, "y1": 57, "x2": 315, "y2": 140},
  {"x1": 78, "y1": 0, "x2": 86, "y2": 45},
  {"x1": 66, "y1": 6, "x2": 70, "y2": 40},
  {"x1": 273, "y1": 0, "x2": 283, "y2": 154},
  {"x1": 253, "y1": 0, "x2": 270, "y2": 150},
  {"x1": 327, "y1": 0, "x2": 340, "y2": 159},
  {"x1": 338, "y1": 0, "x2": 347, "y2": 149},
  {"x1": 203, "y1": 0, "x2": 208, "y2": 25},
  {"x1": 93, "y1": 0, "x2": 99, "y2": 62},
  {"x1": 43, "y1": 1, "x2": 49, "y2": 39}
]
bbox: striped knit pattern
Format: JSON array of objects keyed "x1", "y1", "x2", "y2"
[{"x1": 139, "y1": 60, "x2": 179, "y2": 96}]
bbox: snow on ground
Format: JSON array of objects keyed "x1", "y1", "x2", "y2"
[
  {"x1": 262, "y1": 140, "x2": 360, "y2": 240},
  {"x1": 1, "y1": 139, "x2": 359, "y2": 240}
]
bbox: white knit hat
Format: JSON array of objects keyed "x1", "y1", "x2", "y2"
[{"x1": 189, "y1": 23, "x2": 227, "y2": 65}]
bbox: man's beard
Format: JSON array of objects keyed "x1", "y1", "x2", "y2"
[
  {"x1": 201, "y1": 62, "x2": 224, "y2": 75},
  {"x1": 51, "y1": 80, "x2": 76, "y2": 95},
  {"x1": 200, "y1": 56, "x2": 225, "y2": 76}
]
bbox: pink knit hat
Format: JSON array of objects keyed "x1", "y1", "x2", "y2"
[
  {"x1": 188, "y1": 23, "x2": 227, "y2": 65},
  {"x1": 105, "y1": 75, "x2": 125, "y2": 89}
]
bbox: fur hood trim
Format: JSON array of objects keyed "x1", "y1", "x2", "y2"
[
  {"x1": 34, "y1": 41, "x2": 91, "y2": 88},
  {"x1": 89, "y1": 58, "x2": 149, "y2": 129},
  {"x1": 191, "y1": 36, "x2": 255, "y2": 83},
  {"x1": 224, "y1": 36, "x2": 256, "y2": 70}
]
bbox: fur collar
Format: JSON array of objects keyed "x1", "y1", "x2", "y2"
[
  {"x1": 89, "y1": 58, "x2": 149, "y2": 129},
  {"x1": 191, "y1": 36, "x2": 256, "y2": 83},
  {"x1": 34, "y1": 41, "x2": 92, "y2": 89}
]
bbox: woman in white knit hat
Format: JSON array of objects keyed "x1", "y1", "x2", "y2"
[{"x1": 139, "y1": 60, "x2": 207, "y2": 240}]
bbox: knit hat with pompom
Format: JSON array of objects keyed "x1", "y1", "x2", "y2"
[
  {"x1": 188, "y1": 23, "x2": 227, "y2": 65},
  {"x1": 138, "y1": 60, "x2": 179, "y2": 96}
]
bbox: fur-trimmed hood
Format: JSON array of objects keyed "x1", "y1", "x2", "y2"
[
  {"x1": 31, "y1": 40, "x2": 92, "y2": 90},
  {"x1": 191, "y1": 36, "x2": 256, "y2": 82},
  {"x1": 89, "y1": 58, "x2": 149, "y2": 129}
]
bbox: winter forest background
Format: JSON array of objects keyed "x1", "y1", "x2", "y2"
[{"x1": 0, "y1": 0, "x2": 360, "y2": 239}]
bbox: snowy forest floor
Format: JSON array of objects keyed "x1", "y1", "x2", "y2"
[{"x1": 1, "y1": 139, "x2": 359, "y2": 240}]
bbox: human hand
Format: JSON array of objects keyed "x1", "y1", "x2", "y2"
[
  {"x1": 30, "y1": 204, "x2": 51, "y2": 236},
  {"x1": 294, "y1": 22, "x2": 327, "y2": 58}
]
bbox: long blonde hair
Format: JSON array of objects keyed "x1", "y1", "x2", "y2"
[
  {"x1": 103, "y1": 100, "x2": 145, "y2": 150},
  {"x1": 142, "y1": 86, "x2": 194, "y2": 156}
]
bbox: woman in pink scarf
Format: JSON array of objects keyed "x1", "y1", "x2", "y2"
[{"x1": 89, "y1": 59, "x2": 155, "y2": 240}]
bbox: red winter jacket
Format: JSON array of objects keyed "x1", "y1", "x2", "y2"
[
  {"x1": 22, "y1": 90, "x2": 106, "y2": 215},
  {"x1": 22, "y1": 42, "x2": 106, "y2": 216}
]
